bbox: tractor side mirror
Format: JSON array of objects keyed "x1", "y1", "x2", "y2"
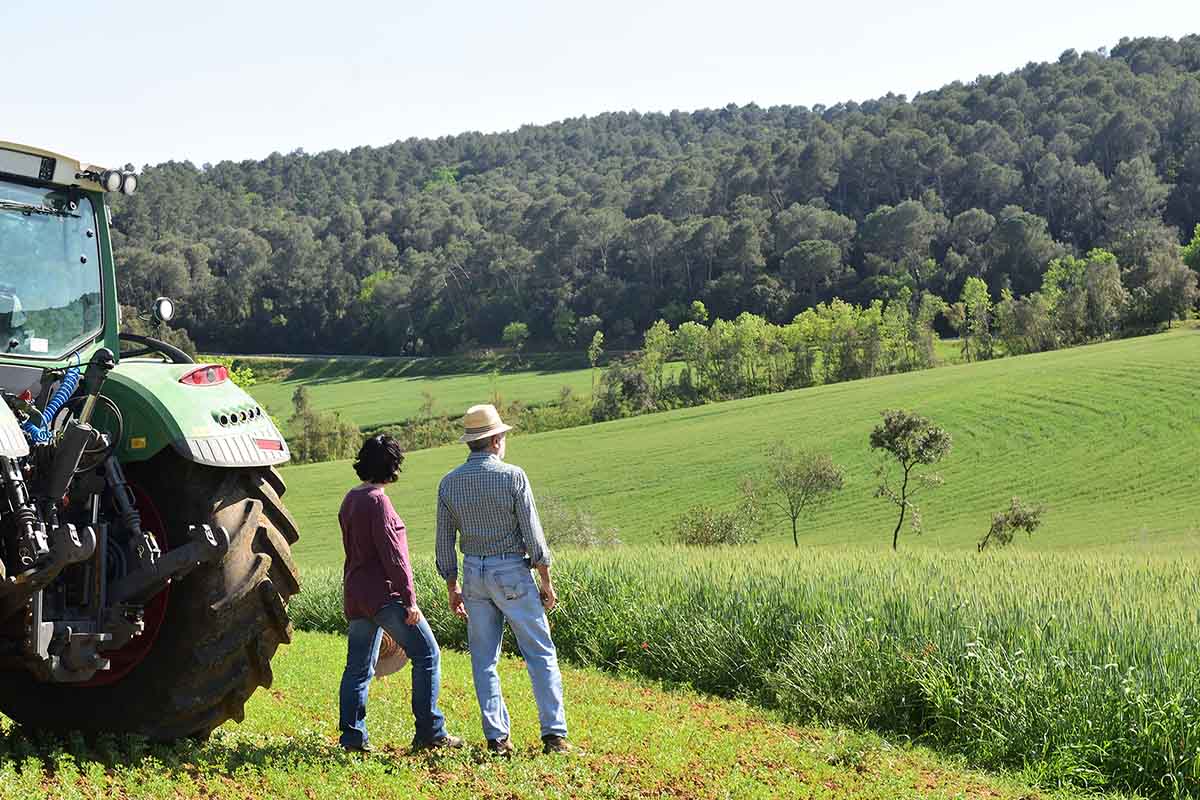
[{"x1": 152, "y1": 297, "x2": 175, "y2": 324}]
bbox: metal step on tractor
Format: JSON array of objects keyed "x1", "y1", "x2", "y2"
[{"x1": 0, "y1": 142, "x2": 301, "y2": 739}]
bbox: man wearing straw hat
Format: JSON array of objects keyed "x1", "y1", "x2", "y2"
[{"x1": 436, "y1": 404, "x2": 571, "y2": 757}]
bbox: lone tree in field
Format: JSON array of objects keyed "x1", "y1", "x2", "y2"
[
  {"x1": 587, "y1": 330, "x2": 605, "y2": 392},
  {"x1": 977, "y1": 497, "x2": 1044, "y2": 551},
  {"x1": 761, "y1": 444, "x2": 845, "y2": 548},
  {"x1": 502, "y1": 321, "x2": 530, "y2": 365},
  {"x1": 869, "y1": 409, "x2": 952, "y2": 550}
]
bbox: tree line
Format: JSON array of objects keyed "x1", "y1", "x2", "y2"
[
  {"x1": 111, "y1": 36, "x2": 1200, "y2": 356},
  {"x1": 278, "y1": 234, "x2": 1185, "y2": 464},
  {"x1": 593, "y1": 240, "x2": 1186, "y2": 420}
]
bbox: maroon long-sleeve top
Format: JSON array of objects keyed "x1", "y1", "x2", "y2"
[{"x1": 339, "y1": 484, "x2": 418, "y2": 619}]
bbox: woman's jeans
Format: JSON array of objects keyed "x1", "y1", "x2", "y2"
[
  {"x1": 338, "y1": 601, "x2": 448, "y2": 749},
  {"x1": 462, "y1": 553, "x2": 568, "y2": 741}
]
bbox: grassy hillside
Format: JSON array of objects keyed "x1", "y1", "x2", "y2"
[
  {"x1": 240, "y1": 353, "x2": 600, "y2": 432},
  {"x1": 0, "y1": 632, "x2": 1115, "y2": 799},
  {"x1": 282, "y1": 328, "x2": 1200, "y2": 569}
]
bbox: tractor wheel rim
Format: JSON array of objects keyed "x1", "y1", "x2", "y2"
[{"x1": 78, "y1": 484, "x2": 171, "y2": 687}]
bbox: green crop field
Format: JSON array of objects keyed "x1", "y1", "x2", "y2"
[
  {"x1": 238, "y1": 353, "x2": 603, "y2": 432},
  {"x1": 281, "y1": 328, "x2": 1200, "y2": 570},
  {"x1": 0, "y1": 632, "x2": 1112, "y2": 800},
  {"x1": 250, "y1": 328, "x2": 1200, "y2": 795},
  {"x1": 290, "y1": 547, "x2": 1199, "y2": 797}
]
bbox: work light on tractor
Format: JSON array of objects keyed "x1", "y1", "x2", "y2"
[{"x1": 0, "y1": 141, "x2": 301, "y2": 739}]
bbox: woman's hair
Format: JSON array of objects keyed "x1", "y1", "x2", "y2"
[{"x1": 353, "y1": 434, "x2": 405, "y2": 483}]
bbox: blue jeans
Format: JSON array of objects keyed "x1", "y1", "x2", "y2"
[
  {"x1": 338, "y1": 601, "x2": 448, "y2": 749},
  {"x1": 462, "y1": 553, "x2": 567, "y2": 740}
]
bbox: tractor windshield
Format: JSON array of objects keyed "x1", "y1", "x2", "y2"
[{"x1": 0, "y1": 178, "x2": 103, "y2": 358}]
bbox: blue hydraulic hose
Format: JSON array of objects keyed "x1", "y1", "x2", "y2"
[
  {"x1": 21, "y1": 361, "x2": 81, "y2": 444},
  {"x1": 19, "y1": 420, "x2": 45, "y2": 444},
  {"x1": 41, "y1": 366, "x2": 80, "y2": 425}
]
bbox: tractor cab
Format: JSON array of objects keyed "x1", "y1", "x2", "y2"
[
  {"x1": 0, "y1": 178, "x2": 104, "y2": 360},
  {"x1": 0, "y1": 149, "x2": 116, "y2": 407}
]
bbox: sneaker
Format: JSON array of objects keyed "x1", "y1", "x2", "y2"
[
  {"x1": 541, "y1": 734, "x2": 573, "y2": 754},
  {"x1": 341, "y1": 742, "x2": 373, "y2": 754},
  {"x1": 412, "y1": 734, "x2": 465, "y2": 753},
  {"x1": 487, "y1": 737, "x2": 515, "y2": 757}
]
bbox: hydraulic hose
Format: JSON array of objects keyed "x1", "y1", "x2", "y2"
[
  {"x1": 21, "y1": 364, "x2": 81, "y2": 445},
  {"x1": 43, "y1": 366, "x2": 81, "y2": 425}
]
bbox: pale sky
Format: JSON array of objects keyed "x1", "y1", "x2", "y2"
[{"x1": 3, "y1": 0, "x2": 1193, "y2": 169}]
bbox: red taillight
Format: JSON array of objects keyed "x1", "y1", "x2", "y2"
[
  {"x1": 254, "y1": 438, "x2": 284, "y2": 451},
  {"x1": 179, "y1": 365, "x2": 229, "y2": 386}
]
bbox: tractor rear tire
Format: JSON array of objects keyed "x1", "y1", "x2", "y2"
[{"x1": 0, "y1": 451, "x2": 301, "y2": 740}]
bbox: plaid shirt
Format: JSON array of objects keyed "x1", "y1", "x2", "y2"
[{"x1": 435, "y1": 452, "x2": 552, "y2": 581}]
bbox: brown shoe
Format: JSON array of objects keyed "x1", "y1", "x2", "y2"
[
  {"x1": 412, "y1": 734, "x2": 465, "y2": 753},
  {"x1": 487, "y1": 737, "x2": 515, "y2": 758},
  {"x1": 541, "y1": 734, "x2": 573, "y2": 754}
]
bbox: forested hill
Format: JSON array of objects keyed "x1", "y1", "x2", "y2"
[{"x1": 111, "y1": 35, "x2": 1200, "y2": 355}]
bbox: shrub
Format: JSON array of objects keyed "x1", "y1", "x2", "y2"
[
  {"x1": 537, "y1": 494, "x2": 620, "y2": 548},
  {"x1": 592, "y1": 356, "x2": 655, "y2": 421},
  {"x1": 517, "y1": 387, "x2": 591, "y2": 434},
  {"x1": 660, "y1": 503, "x2": 757, "y2": 547},
  {"x1": 501, "y1": 321, "x2": 529, "y2": 360},
  {"x1": 288, "y1": 386, "x2": 361, "y2": 464},
  {"x1": 977, "y1": 497, "x2": 1044, "y2": 551}
]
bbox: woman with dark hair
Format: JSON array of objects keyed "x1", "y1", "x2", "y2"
[{"x1": 337, "y1": 434, "x2": 462, "y2": 753}]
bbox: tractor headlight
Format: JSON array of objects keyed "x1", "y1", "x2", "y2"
[
  {"x1": 101, "y1": 170, "x2": 123, "y2": 192},
  {"x1": 120, "y1": 172, "x2": 138, "y2": 195}
]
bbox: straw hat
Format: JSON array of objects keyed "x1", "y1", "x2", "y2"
[
  {"x1": 374, "y1": 632, "x2": 408, "y2": 680},
  {"x1": 458, "y1": 404, "x2": 513, "y2": 443}
]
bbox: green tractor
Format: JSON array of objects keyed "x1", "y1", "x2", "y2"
[{"x1": 0, "y1": 142, "x2": 301, "y2": 739}]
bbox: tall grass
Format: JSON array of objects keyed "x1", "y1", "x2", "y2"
[{"x1": 292, "y1": 547, "x2": 1200, "y2": 797}]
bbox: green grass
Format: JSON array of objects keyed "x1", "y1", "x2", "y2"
[
  {"x1": 0, "y1": 632, "x2": 1132, "y2": 799},
  {"x1": 933, "y1": 336, "x2": 966, "y2": 364},
  {"x1": 238, "y1": 352, "x2": 602, "y2": 432},
  {"x1": 282, "y1": 327, "x2": 1200, "y2": 569},
  {"x1": 293, "y1": 547, "x2": 1200, "y2": 797}
]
